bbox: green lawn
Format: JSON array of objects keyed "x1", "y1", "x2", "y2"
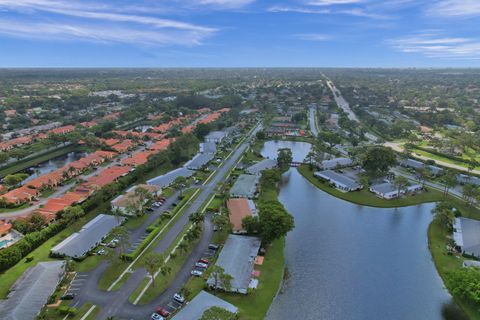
[
  {"x1": 428, "y1": 220, "x2": 479, "y2": 320},
  {"x1": 207, "y1": 195, "x2": 224, "y2": 211},
  {"x1": 218, "y1": 237, "x2": 285, "y2": 320},
  {"x1": 0, "y1": 209, "x2": 100, "y2": 299},
  {"x1": 0, "y1": 202, "x2": 29, "y2": 213},
  {"x1": 298, "y1": 165, "x2": 446, "y2": 208},
  {"x1": 412, "y1": 147, "x2": 480, "y2": 171}
]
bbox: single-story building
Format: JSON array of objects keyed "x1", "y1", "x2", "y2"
[
  {"x1": 314, "y1": 170, "x2": 362, "y2": 192},
  {"x1": 453, "y1": 217, "x2": 480, "y2": 257},
  {"x1": 227, "y1": 198, "x2": 258, "y2": 234},
  {"x1": 184, "y1": 153, "x2": 214, "y2": 170},
  {"x1": 51, "y1": 214, "x2": 124, "y2": 258},
  {"x1": 230, "y1": 174, "x2": 259, "y2": 199},
  {"x1": 457, "y1": 174, "x2": 480, "y2": 186},
  {"x1": 245, "y1": 159, "x2": 277, "y2": 175},
  {"x1": 0, "y1": 261, "x2": 64, "y2": 320},
  {"x1": 199, "y1": 142, "x2": 217, "y2": 154},
  {"x1": 399, "y1": 158, "x2": 443, "y2": 176},
  {"x1": 111, "y1": 184, "x2": 161, "y2": 215},
  {"x1": 147, "y1": 167, "x2": 194, "y2": 188},
  {"x1": 205, "y1": 131, "x2": 227, "y2": 144},
  {"x1": 171, "y1": 291, "x2": 238, "y2": 320},
  {"x1": 321, "y1": 157, "x2": 353, "y2": 170},
  {"x1": 207, "y1": 235, "x2": 261, "y2": 294},
  {"x1": 369, "y1": 182, "x2": 423, "y2": 199}
]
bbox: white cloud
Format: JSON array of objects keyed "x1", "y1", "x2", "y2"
[
  {"x1": 295, "y1": 33, "x2": 332, "y2": 41},
  {"x1": 0, "y1": 0, "x2": 216, "y2": 45},
  {"x1": 308, "y1": 0, "x2": 363, "y2": 6},
  {"x1": 389, "y1": 32, "x2": 480, "y2": 58},
  {"x1": 267, "y1": 5, "x2": 330, "y2": 14},
  {"x1": 429, "y1": 0, "x2": 480, "y2": 17},
  {"x1": 196, "y1": 0, "x2": 255, "y2": 9}
]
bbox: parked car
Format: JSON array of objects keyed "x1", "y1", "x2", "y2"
[
  {"x1": 198, "y1": 258, "x2": 209, "y2": 264},
  {"x1": 146, "y1": 207, "x2": 154, "y2": 212},
  {"x1": 208, "y1": 244, "x2": 220, "y2": 250},
  {"x1": 151, "y1": 313, "x2": 165, "y2": 320},
  {"x1": 191, "y1": 269, "x2": 203, "y2": 277},
  {"x1": 173, "y1": 293, "x2": 185, "y2": 304},
  {"x1": 152, "y1": 203, "x2": 160, "y2": 208},
  {"x1": 155, "y1": 307, "x2": 170, "y2": 317},
  {"x1": 61, "y1": 293, "x2": 75, "y2": 300},
  {"x1": 195, "y1": 262, "x2": 208, "y2": 269},
  {"x1": 97, "y1": 249, "x2": 106, "y2": 255}
]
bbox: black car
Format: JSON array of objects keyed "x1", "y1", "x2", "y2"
[
  {"x1": 61, "y1": 293, "x2": 75, "y2": 300},
  {"x1": 208, "y1": 244, "x2": 220, "y2": 250}
]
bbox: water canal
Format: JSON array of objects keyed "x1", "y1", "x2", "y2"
[{"x1": 262, "y1": 140, "x2": 453, "y2": 320}]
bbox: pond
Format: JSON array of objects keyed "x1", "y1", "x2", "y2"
[
  {"x1": 22, "y1": 151, "x2": 87, "y2": 183},
  {"x1": 261, "y1": 141, "x2": 455, "y2": 320},
  {"x1": 261, "y1": 140, "x2": 312, "y2": 163}
]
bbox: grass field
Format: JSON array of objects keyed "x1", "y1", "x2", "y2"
[
  {"x1": 298, "y1": 165, "x2": 446, "y2": 208},
  {"x1": 428, "y1": 220, "x2": 479, "y2": 320},
  {"x1": 412, "y1": 147, "x2": 480, "y2": 171}
]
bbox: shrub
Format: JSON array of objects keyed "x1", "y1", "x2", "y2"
[{"x1": 25, "y1": 256, "x2": 34, "y2": 263}]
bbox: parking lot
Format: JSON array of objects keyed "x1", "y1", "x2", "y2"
[{"x1": 66, "y1": 273, "x2": 89, "y2": 296}]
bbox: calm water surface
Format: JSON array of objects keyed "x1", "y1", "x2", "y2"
[
  {"x1": 262, "y1": 141, "x2": 453, "y2": 320},
  {"x1": 22, "y1": 151, "x2": 86, "y2": 182}
]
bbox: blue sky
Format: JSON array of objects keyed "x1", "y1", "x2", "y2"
[{"x1": 0, "y1": 0, "x2": 480, "y2": 67}]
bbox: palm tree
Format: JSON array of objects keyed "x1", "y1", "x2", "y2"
[
  {"x1": 441, "y1": 171, "x2": 457, "y2": 197},
  {"x1": 394, "y1": 175, "x2": 409, "y2": 198}
]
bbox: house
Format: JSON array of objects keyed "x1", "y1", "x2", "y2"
[
  {"x1": 171, "y1": 291, "x2": 238, "y2": 320},
  {"x1": 121, "y1": 151, "x2": 153, "y2": 167},
  {"x1": 111, "y1": 139, "x2": 134, "y2": 153},
  {"x1": 48, "y1": 125, "x2": 75, "y2": 135},
  {"x1": 314, "y1": 170, "x2": 362, "y2": 192},
  {"x1": 399, "y1": 158, "x2": 443, "y2": 176},
  {"x1": 0, "y1": 221, "x2": 22, "y2": 249},
  {"x1": 0, "y1": 261, "x2": 65, "y2": 320},
  {"x1": 453, "y1": 217, "x2": 480, "y2": 257},
  {"x1": 199, "y1": 142, "x2": 217, "y2": 154},
  {"x1": 227, "y1": 198, "x2": 257, "y2": 234},
  {"x1": 205, "y1": 131, "x2": 227, "y2": 144},
  {"x1": 184, "y1": 153, "x2": 214, "y2": 170},
  {"x1": 245, "y1": 159, "x2": 277, "y2": 175},
  {"x1": 369, "y1": 182, "x2": 422, "y2": 199},
  {"x1": 86, "y1": 165, "x2": 132, "y2": 189},
  {"x1": 147, "y1": 167, "x2": 194, "y2": 188},
  {"x1": 148, "y1": 138, "x2": 174, "y2": 152},
  {"x1": 321, "y1": 157, "x2": 353, "y2": 170},
  {"x1": 1, "y1": 186, "x2": 39, "y2": 205},
  {"x1": 457, "y1": 174, "x2": 480, "y2": 186},
  {"x1": 51, "y1": 214, "x2": 124, "y2": 258},
  {"x1": 230, "y1": 174, "x2": 259, "y2": 199},
  {"x1": 207, "y1": 235, "x2": 261, "y2": 294},
  {"x1": 111, "y1": 184, "x2": 161, "y2": 215}
]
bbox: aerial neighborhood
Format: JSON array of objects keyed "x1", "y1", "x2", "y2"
[{"x1": 1, "y1": 68, "x2": 480, "y2": 320}]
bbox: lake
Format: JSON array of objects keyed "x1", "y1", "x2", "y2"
[{"x1": 262, "y1": 141, "x2": 454, "y2": 320}]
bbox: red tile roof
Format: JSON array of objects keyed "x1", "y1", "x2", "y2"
[{"x1": 48, "y1": 125, "x2": 75, "y2": 135}]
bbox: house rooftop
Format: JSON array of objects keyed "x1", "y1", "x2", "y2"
[
  {"x1": 171, "y1": 291, "x2": 238, "y2": 320},
  {"x1": 230, "y1": 174, "x2": 259, "y2": 198},
  {"x1": 246, "y1": 159, "x2": 277, "y2": 175}
]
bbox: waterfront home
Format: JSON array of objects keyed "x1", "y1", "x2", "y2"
[
  {"x1": 230, "y1": 174, "x2": 259, "y2": 199},
  {"x1": 369, "y1": 182, "x2": 423, "y2": 199},
  {"x1": 207, "y1": 235, "x2": 261, "y2": 294},
  {"x1": 320, "y1": 157, "x2": 353, "y2": 170},
  {"x1": 453, "y1": 217, "x2": 480, "y2": 257},
  {"x1": 51, "y1": 214, "x2": 124, "y2": 258},
  {"x1": 314, "y1": 170, "x2": 362, "y2": 192},
  {"x1": 227, "y1": 198, "x2": 258, "y2": 234},
  {"x1": 171, "y1": 291, "x2": 238, "y2": 320},
  {"x1": 0, "y1": 261, "x2": 65, "y2": 320},
  {"x1": 245, "y1": 159, "x2": 277, "y2": 175}
]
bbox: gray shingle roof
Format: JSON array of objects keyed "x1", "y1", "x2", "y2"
[
  {"x1": 457, "y1": 174, "x2": 480, "y2": 186},
  {"x1": 200, "y1": 142, "x2": 217, "y2": 154},
  {"x1": 51, "y1": 214, "x2": 124, "y2": 258},
  {"x1": 207, "y1": 235, "x2": 261, "y2": 293},
  {"x1": 0, "y1": 261, "x2": 64, "y2": 320},
  {"x1": 171, "y1": 291, "x2": 238, "y2": 320},
  {"x1": 185, "y1": 153, "x2": 214, "y2": 170},
  {"x1": 321, "y1": 157, "x2": 352, "y2": 170},
  {"x1": 455, "y1": 217, "x2": 480, "y2": 257},
  {"x1": 314, "y1": 170, "x2": 361, "y2": 190},
  {"x1": 246, "y1": 159, "x2": 277, "y2": 175},
  {"x1": 147, "y1": 167, "x2": 194, "y2": 188},
  {"x1": 230, "y1": 174, "x2": 259, "y2": 198}
]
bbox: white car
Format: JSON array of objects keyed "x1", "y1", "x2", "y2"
[
  {"x1": 151, "y1": 313, "x2": 165, "y2": 320},
  {"x1": 173, "y1": 293, "x2": 185, "y2": 304},
  {"x1": 191, "y1": 269, "x2": 203, "y2": 277},
  {"x1": 97, "y1": 249, "x2": 106, "y2": 255},
  {"x1": 195, "y1": 262, "x2": 208, "y2": 269}
]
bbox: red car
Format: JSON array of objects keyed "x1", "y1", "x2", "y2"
[
  {"x1": 198, "y1": 258, "x2": 209, "y2": 264},
  {"x1": 155, "y1": 307, "x2": 170, "y2": 317}
]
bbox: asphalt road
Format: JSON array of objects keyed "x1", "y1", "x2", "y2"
[
  {"x1": 72, "y1": 123, "x2": 261, "y2": 320},
  {"x1": 309, "y1": 106, "x2": 319, "y2": 137}
]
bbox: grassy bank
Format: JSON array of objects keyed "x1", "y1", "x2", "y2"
[
  {"x1": 298, "y1": 165, "x2": 445, "y2": 208},
  {"x1": 428, "y1": 219, "x2": 480, "y2": 320}
]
